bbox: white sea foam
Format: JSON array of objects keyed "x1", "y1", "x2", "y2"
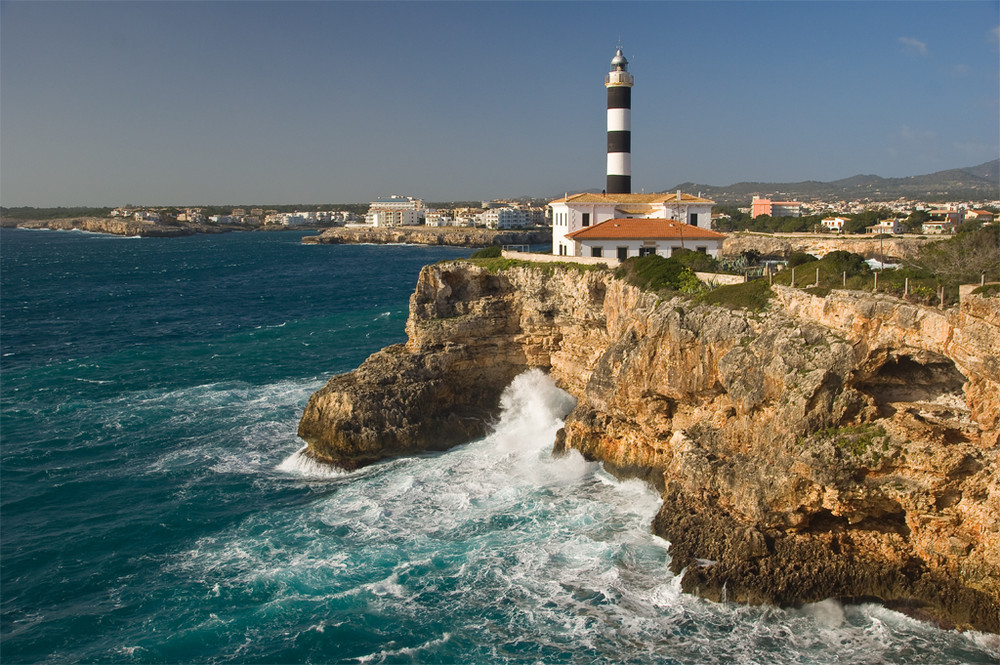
[
  {"x1": 276, "y1": 446, "x2": 348, "y2": 479},
  {"x1": 157, "y1": 369, "x2": 991, "y2": 664}
]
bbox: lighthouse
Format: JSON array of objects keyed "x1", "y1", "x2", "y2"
[{"x1": 605, "y1": 48, "x2": 634, "y2": 195}]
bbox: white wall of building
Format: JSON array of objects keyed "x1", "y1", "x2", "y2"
[{"x1": 571, "y1": 238, "x2": 724, "y2": 260}]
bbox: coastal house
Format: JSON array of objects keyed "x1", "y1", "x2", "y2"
[
  {"x1": 821, "y1": 217, "x2": 848, "y2": 233},
  {"x1": 928, "y1": 209, "x2": 965, "y2": 226},
  {"x1": 921, "y1": 221, "x2": 955, "y2": 235},
  {"x1": 564, "y1": 217, "x2": 726, "y2": 260},
  {"x1": 550, "y1": 191, "x2": 715, "y2": 256},
  {"x1": 965, "y1": 209, "x2": 996, "y2": 223},
  {"x1": 866, "y1": 219, "x2": 903, "y2": 235}
]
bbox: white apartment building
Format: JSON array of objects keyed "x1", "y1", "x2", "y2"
[
  {"x1": 477, "y1": 207, "x2": 530, "y2": 229},
  {"x1": 365, "y1": 195, "x2": 425, "y2": 227},
  {"x1": 424, "y1": 210, "x2": 454, "y2": 227}
]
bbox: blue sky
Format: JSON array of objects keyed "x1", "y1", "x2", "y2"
[{"x1": 2, "y1": 1, "x2": 998, "y2": 206}]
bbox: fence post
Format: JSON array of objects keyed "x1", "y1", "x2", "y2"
[
  {"x1": 843, "y1": 271, "x2": 847, "y2": 287},
  {"x1": 815, "y1": 267, "x2": 820, "y2": 287},
  {"x1": 874, "y1": 271, "x2": 878, "y2": 291},
  {"x1": 791, "y1": 266, "x2": 796, "y2": 288},
  {"x1": 905, "y1": 277, "x2": 910, "y2": 296}
]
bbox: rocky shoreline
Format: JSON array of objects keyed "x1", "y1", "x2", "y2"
[
  {"x1": 301, "y1": 225, "x2": 551, "y2": 247},
  {"x1": 298, "y1": 260, "x2": 999, "y2": 633},
  {"x1": 0, "y1": 216, "x2": 236, "y2": 237}
]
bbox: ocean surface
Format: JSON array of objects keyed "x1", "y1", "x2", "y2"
[{"x1": 1, "y1": 228, "x2": 997, "y2": 664}]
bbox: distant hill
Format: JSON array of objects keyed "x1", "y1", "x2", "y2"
[{"x1": 670, "y1": 160, "x2": 999, "y2": 205}]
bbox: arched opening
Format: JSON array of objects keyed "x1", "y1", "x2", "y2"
[{"x1": 856, "y1": 351, "x2": 971, "y2": 440}]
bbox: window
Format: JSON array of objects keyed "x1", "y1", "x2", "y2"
[
  {"x1": 591, "y1": 246, "x2": 603, "y2": 258},
  {"x1": 582, "y1": 213, "x2": 591, "y2": 227},
  {"x1": 639, "y1": 247, "x2": 656, "y2": 257},
  {"x1": 696, "y1": 246, "x2": 707, "y2": 254},
  {"x1": 690, "y1": 213, "x2": 699, "y2": 226},
  {"x1": 617, "y1": 247, "x2": 628, "y2": 261}
]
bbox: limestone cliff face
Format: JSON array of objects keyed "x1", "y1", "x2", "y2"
[
  {"x1": 722, "y1": 232, "x2": 932, "y2": 261},
  {"x1": 297, "y1": 262, "x2": 999, "y2": 631}
]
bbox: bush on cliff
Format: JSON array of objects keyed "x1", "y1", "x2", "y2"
[
  {"x1": 615, "y1": 254, "x2": 703, "y2": 294},
  {"x1": 668, "y1": 247, "x2": 722, "y2": 273},
  {"x1": 787, "y1": 252, "x2": 819, "y2": 268}
]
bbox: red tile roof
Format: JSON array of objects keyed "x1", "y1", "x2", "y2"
[{"x1": 566, "y1": 218, "x2": 726, "y2": 241}]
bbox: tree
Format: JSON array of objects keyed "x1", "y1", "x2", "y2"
[
  {"x1": 914, "y1": 227, "x2": 1000, "y2": 284},
  {"x1": 904, "y1": 210, "x2": 930, "y2": 234}
]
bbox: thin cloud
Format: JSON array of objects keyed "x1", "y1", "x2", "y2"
[{"x1": 898, "y1": 36, "x2": 929, "y2": 57}]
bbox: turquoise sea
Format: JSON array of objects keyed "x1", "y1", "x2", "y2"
[{"x1": 2, "y1": 228, "x2": 997, "y2": 664}]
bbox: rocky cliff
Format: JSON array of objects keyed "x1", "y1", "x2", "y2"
[
  {"x1": 722, "y1": 232, "x2": 933, "y2": 261},
  {"x1": 297, "y1": 261, "x2": 999, "y2": 632},
  {"x1": 301, "y1": 226, "x2": 550, "y2": 247}
]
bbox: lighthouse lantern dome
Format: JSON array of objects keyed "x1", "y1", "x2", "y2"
[{"x1": 610, "y1": 49, "x2": 629, "y2": 71}]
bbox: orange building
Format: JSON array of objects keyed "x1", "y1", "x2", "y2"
[{"x1": 751, "y1": 196, "x2": 802, "y2": 218}]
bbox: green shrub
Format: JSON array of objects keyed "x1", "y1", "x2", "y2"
[
  {"x1": 669, "y1": 247, "x2": 721, "y2": 273},
  {"x1": 787, "y1": 252, "x2": 818, "y2": 268},
  {"x1": 615, "y1": 254, "x2": 688, "y2": 292}
]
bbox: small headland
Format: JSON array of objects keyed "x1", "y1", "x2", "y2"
[
  {"x1": 298, "y1": 243, "x2": 1000, "y2": 633},
  {"x1": 0, "y1": 216, "x2": 232, "y2": 237},
  {"x1": 301, "y1": 225, "x2": 550, "y2": 247}
]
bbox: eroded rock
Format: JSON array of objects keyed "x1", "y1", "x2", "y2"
[{"x1": 297, "y1": 261, "x2": 1000, "y2": 631}]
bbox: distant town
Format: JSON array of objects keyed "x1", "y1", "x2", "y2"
[
  {"x1": 87, "y1": 190, "x2": 998, "y2": 239},
  {"x1": 106, "y1": 195, "x2": 549, "y2": 231},
  {"x1": 3, "y1": 190, "x2": 998, "y2": 241}
]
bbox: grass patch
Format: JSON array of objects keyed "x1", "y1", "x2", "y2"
[
  {"x1": 696, "y1": 278, "x2": 774, "y2": 311},
  {"x1": 464, "y1": 256, "x2": 607, "y2": 276},
  {"x1": 469, "y1": 245, "x2": 502, "y2": 259}
]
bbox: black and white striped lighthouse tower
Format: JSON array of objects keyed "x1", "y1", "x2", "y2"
[{"x1": 605, "y1": 48, "x2": 634, "y2": 195}]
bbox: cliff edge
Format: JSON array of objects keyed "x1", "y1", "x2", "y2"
[{"x1": 298, "y1": 261, "x2": 999, "y2": 632}]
